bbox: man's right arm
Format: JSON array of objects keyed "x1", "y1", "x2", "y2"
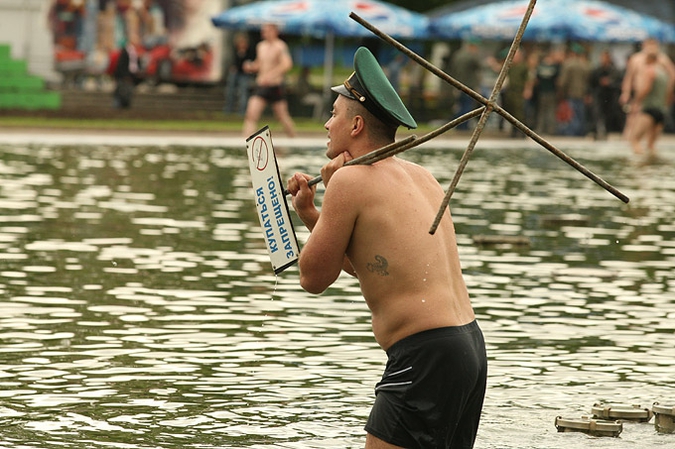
[{"x1": 293, "y1": 170, "x2": 359, "y2": 294}]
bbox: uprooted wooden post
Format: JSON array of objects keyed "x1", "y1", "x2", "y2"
[
  {"x1": 283, "y1": 108, "x2": 485, "y2": 194},
  {"x1": 348, "y1": 1, "x2": 630, "y2": 236}
]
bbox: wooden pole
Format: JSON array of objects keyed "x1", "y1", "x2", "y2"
[
  {"x1": 431, "y1": 0, "x2": 536, "y2": 234},
  {"x1": 284, "y1": 107, "x2": 484, "y2": 195},
  {"x1": 356, "y1": 108, "x2": 484, "y2": 165}
]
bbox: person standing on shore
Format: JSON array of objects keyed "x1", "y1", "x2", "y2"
[
  {"x1": 589, "y1": 50, "x2": 621, "y2": 140},
  {"x1": 556, "y1": 43, "x2": 591, "y2": 137},
  {"x1": 286, "y1": 47, "x2": 487, "y2": 449},
  {"x1": 112, "y1": 36, "x2": 139, "y2": 109},
  {"x1": 534, "y1": 47, "x2": 562, "y2": 135},
  {"x1": 501, "y1": 48, "x2": 529, "y2": 137},
  {"x1": 242, "y1": 23, "x2": 296, "y2": 138},
  {"x1": 448, "y1": 39, "x2": 483, "y2": 130},
  {"x1": 224, "y1": 32, "x2": 255, "y2": 115}
]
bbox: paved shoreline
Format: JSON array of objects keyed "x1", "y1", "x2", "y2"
[{"x1": 4, "y1": 126, "x2": 672, "y2": 152}]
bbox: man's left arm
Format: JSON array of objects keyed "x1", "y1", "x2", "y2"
[{"x1": 278, "y1": 44, "x2": 293, "y2": 75}]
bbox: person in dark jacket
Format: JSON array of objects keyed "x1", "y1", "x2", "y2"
[
  {"x1": 113, "y1": 38, "x2": 139, "y2": 109},
  {"x1": 589, "y1": 50, "x2": 622, "y2": 139},
  {"x1": 224, "y1": 32, "x2": 256, "y2": 115}
]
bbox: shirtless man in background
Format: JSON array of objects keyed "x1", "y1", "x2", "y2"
[
  {"x1": 628, "y1": 48, "x2": 672, "y2": 157},
  {"x1": 242, "y1": 23, "x2": 296, "y2": 138},
  {"x1": 286, "y1": 47, "x2": 487, "y2": 449},
  {"x1": 619, "y1": 38, "x2": 675, "y2": 142}
]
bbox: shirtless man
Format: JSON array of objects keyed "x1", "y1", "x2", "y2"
[
  {"x1": 619, "y1": 38, "x2": 675, "y2": 141},
  {"x1": 286, "y1": 47, "x2": 487, "y2": 449},
  {"x1": 242, "y1": 23, "x2": 296, "y2": 138},
  {"x1": 628, "y1": 49, "x2": 671, "y2": 157}
]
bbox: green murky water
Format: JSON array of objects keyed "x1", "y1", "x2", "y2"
[{"x1": 0, "y1": 140, "x2": 673, "y2": 448}]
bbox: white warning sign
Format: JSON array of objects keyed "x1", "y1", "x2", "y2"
[{"x1": 246, "y1": 126, "x2": 299, "y2": 274}]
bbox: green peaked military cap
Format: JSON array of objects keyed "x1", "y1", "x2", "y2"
[{"x1": 331, "y1": 47, "x2": 417, "y2": 129}]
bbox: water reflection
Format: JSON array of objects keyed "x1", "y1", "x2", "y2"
[{"x1": 0, "y1": 141, "x2": 673, "y2": 448}]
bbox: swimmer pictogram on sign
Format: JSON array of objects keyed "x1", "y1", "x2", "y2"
[{"x1": 251, "y1": 135, "x2": 269, "y2": 171}]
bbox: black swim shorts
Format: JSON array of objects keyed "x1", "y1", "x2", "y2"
[
  {"x1": 643, "y1": 107, "x2": 665, "y2": 125},
  {"x1": 252, "y1": 84, "x2": 286, "y2": 103},
  {"x1": 365, "y1": 321, "x2": 487, "y2": 449}
]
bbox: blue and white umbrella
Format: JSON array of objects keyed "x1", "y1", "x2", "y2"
[
  {"x1": 212, "y1": 0, "x2": 430, "y2": 39},
  {"x1": 429, "y1": 0, "x2": 675, "y2": 42}
]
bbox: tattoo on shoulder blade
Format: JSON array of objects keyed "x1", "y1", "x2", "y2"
[{"x1": 366, "y1": 255, "x2": 389, "y2": 276}]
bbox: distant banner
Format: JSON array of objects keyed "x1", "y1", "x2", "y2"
[
  {"x1": 246, "y1": 126, "x2": 299, "y2": 274},
  {"x1": 48, "y1": 0, "x2": 224, "y2": 84}
]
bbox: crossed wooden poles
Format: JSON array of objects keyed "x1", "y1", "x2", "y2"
[{"x1": 296, "y1": 0, "x2": 630, "y2": 235}]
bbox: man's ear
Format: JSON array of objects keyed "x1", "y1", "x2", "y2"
[{"x1": 351, "y1": 115, "x2": 365, "y2": 136}]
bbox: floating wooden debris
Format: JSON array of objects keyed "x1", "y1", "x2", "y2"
[
  {"x1": 555, "y1": 416, "x2": 623, "y2": 437},
  {"x1": 539, "y1": 214, "x2": 590, "y2": 227},
  {"x1": 472, "y1": 235, "x2": 530, "y2": 246},
  {"x1": 591, "y1": 403, "x2": 653, "y2": 422},
  {"x1": 653, "y1": 403, "x2": 675, "y2": 434}
]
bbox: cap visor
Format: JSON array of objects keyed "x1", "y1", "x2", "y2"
[{"x1": 331, "y1": 84, "x2": 355, "y2": 100}]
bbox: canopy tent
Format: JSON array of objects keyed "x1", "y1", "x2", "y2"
[
  {"x1": 429, "y1": 0, "x2": 675, "y2": 42},
  {"x1": 213, "y1": 0, "x2": 429, "y2": 39},
  {"x1": 429, "y1": 0, "x2": 675, "y2": 24}
]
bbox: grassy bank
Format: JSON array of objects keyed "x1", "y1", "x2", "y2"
[
  {"x1": 0, "y1": 113, "x2": 327, "y2": 134},
  {"x1": 0, "y1": 113, "x2": 437, "y2": 138}
]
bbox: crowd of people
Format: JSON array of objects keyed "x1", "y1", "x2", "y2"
[
  {"x1": 224, "y1": 31, "x2": 675, "y2": 157},
  {"x1": 442, "y1": 37, "x2": 675, "y2": 155}
]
